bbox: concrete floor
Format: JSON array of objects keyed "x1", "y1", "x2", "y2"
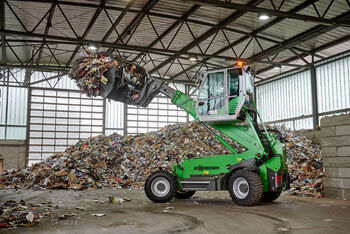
[{"x1": 0, "y1": 189, "x2": 349, "y2": 234}]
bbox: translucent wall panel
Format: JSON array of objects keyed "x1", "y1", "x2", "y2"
[
  {"x1": 6, "y1": 127, "x2": 26, "y2": 139},
  {"x1": 256, "y1": 71, "x2": 312, "y2": 127},
  {"x1": 317, "y1": 56, "x2": 350, "y2": 113},
  {"x1": 126, "y1": 84, "x2": 188, "y2": 135},
  {"x1": 31, "y1": 72, "x2": 78, "y2": 90},
  {"x1": 7, "y1": 87, "x2": 27, "y2": 125},
  {"x1": 0, "y1": 86, "x2": 27, "y2": 140},
  {"x1": 0, "y1": 86, "x2": 7, "y2": 125},
  {"x1": 0, "y1": 127, "x2": 4, "y2": 139},
  {"x1": 28, "y1": 89, "x2": 104, "y2": 165},
  {"x1": 105, "y1": 100, "x2": 124, "y2": 136},
  {"x1": 7, "y1": 69, "x2": 25, "y2": 85}
]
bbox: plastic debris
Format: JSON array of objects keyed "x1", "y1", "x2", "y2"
[
  {"x1": 26, "y1": 212, "x2": 34, "y2": 223},
  {"x1": 268, "y1": 125, "x2": 325, "y2": 198},
  {"x1": 0, "y1": 122, "x2": 324, "y2": 197},
  {"x1": 68, "y1": 50, "x2": 116, "y2": 97},
  {"x1": 75, "y1": 206, "x2": 88, "y2": 211},
  {"x1": 68, "y1": 50, "x2": 149, "y2": 103},
  {"x1": 277, "y1": 227, "x2": 293, "y2": 232},
  {"x1": 0, "y1": 200, "x2": 55, "y2": 228},
  {"x1": 91, "y1": 213, "x2": 105, "y2": 217}
]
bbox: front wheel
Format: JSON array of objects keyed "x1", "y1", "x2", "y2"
[
  {"x1": 228, "y1": 169, "x2": 263, "y2": 206},
  {"x1": 144, "y1": 171, "x2": 177, "y2": 203},
  {"x1": 175, "y1": 190, "x2": 196, "y2": 199}
]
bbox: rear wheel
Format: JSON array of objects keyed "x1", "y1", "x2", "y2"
[
  {"x1": 144, "y1": 171, "x2": 177, "y2": 203},
  {"x1": 175, "y1": 191, "x2": 196, "y2": 199},
  {"x1": 261, "y1": 191, "x2": 282, "y2": 202},
  {"x1": 228, "y1": 169, "x2": 263, "y2": 206}
]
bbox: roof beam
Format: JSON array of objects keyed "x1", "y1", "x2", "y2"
[
  {"x1": 149, "y1": 0, "x2": 264, "y2": 74},
  {"x1": 131, "y1": 5, "x2": 200, "y2": 63},
  {"x1": 1, "y1": 0, "x2": 6, "y2": 65},
  {"x1": 108, "y1": 0, "x2": 159, "y2": 53},
  {"x1": 186, "y1": 0, "x2": 350, "y2": 27},
  {"x1": 36, "y1": 1, "x2": 57, "y2": 64},
  {"x1": 256, "y1": 33, "x2": 350, "y2": 76},
  {"x1": 249, "y1": 10, "x2": 350, "y2": 62},
  {"x1": 1, "y1": 30, "x2": 241, "y2": 61},
  {"x1": 9, "y1": 0, "x2": 325, "y2": 57},
  {"x1": 101, "y1": 0, "x2": 136, "y2": 43},
  {"x1": 168, "y1": 0, "x2": 319, "y2": 80},
  {"x1": 66, "y1": 0, "x2": 108, "y2": 66}
]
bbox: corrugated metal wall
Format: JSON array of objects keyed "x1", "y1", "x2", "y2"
[
  {"x1": 317, "y1": 56, "x2": 350, "y2": 113},
  {"x1": 256, "y1": 70, "x2": 313, "y2": 130},
  {"x1": 105, "y1": 100, "x2": 124, "y2": 136},
  {"x1": 257, "y1": 53, "x2": 350, "y2": 130},
  {"x1": 126, "y1": 83, "x2": 188, "y2": 135},
  {"x1": 0, "y1": 70, "x2": 191, "y2": 142},
  {"x1": 0, "y1": 86, "x2": 28, "y2": 139}
]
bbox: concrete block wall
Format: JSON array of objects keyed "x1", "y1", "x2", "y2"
[
  {"x1": 0, "y1": 140, "x2": 27, "y2": 173},
  {"x1": 321, "y1": 114, "x2": 350, "y2": 200}
]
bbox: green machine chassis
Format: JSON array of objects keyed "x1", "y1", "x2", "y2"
[
  {"x1": 99, "y1": 59, "x2": 289, "y2": 206},
  {"x1": 142, "y1": 67, "x2": 289, "y2": 206},
  {"x1": 171, "y1": 90, "x2": 288, "y2": 195},
  {"x1": 79, "y1": 53, "x2": 288, "y2": 206}
]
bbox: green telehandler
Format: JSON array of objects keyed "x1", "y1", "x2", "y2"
[{"x1": 77, "y1": 53, "x2": 290, "y2": 206}]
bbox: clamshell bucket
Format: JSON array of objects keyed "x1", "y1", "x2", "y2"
[{"x1": 97, "y1": 53, "x2": 161, "y2": 107}]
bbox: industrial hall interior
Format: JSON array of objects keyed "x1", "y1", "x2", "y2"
[{"x1": 0, "y1": 0, "x2": 350, "y2": 233}]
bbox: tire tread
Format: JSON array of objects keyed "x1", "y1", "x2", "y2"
[
  {"x1": 228, "y1": 169, "x2": 263, "y2": 206},
  {"x1": 144, "y1": 171, "x2": 177, "y2": 203}
]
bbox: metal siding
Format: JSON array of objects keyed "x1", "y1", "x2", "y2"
[
  {"x1": 105, "y1": 100, "x2": 124, "y2": 132},
  {"x1": 317, "y1": 55, "x2": 350, "y2": 113},
  {"x1": 0, "y1": 87, "x2": 7, "y2": 125},
  {"x1": 7, "y1": 87, "x2": 27, "y2": 125},
  {"x1": 0, "y1": 86, "x2": 27, "y2": 139},
  {"x1": 256, "y1": 70, "x2": 312, "y2": 128}
]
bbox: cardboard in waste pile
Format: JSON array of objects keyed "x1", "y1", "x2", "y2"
[
  {"x1": 0, "y1": 122, "x2": 324, "y2": 197},
  {"x1": 0, "y1": 200, "x2": 54, "y2": 229}
]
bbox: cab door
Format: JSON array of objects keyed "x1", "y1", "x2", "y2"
[
  {"x1": 196, "y1": 68, "x2": 245, "y2": 122},
  {"x1": 196, "y1": 70, "x2": 227, "y2": 120}
]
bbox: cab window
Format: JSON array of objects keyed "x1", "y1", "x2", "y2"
[
  {"x1": 227, "y1": 69, "x2": 239, "y2": 97},
  {"x1": 198, "y1": 71, "x2": 225, "y2": 116},
  {"x1": 198, "y1": 72, "x2": 224, "y2": 99}
]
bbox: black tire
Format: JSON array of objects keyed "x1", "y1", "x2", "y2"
[
  {"x1": 261, "y1": 191, "x2": 281, "y2": 202},
  {"x1": 144, "y1": 171, "x2": 177, "y2": 203},
  {"x1": 175, "y1": 191, "x2": 196, "y2": 199},
  {"x1": 228, "y1": 169, "x2": 263, "y2": 206}
]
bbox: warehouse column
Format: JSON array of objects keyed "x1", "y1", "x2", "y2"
[
  {"x1": 123, "y1": 104, "x2": 128, "y2": 136},
  {"x1": 185, "y1": 85, "x2": 189, "y2": 122},
  {"x1": 25, "y1": 87, "x2": 32, "y2": 167},
  {"x1": 310, "y1": 57, "x2": 319, "y2": 129}
]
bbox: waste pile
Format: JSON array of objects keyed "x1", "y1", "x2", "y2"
[
  {"x1": 0, "y1": 200, "x2": 55, "y2": 228},
  {"x1": 269, "y1": 125, "x2": 324, "y2": 198},
  {"x1": 68, "y1": 50, "x2": 116, "y2": 97},
  {"x1": 0, "y1": 122, "x2": 323, "y2": 197}
]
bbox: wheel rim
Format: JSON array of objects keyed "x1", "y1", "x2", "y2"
[
  {"x1": 151, "y1": 177, "x2": 170, "y2": 197},
  {"x1": 233, "y1": 177, "x2": 249, "y2": 199}
]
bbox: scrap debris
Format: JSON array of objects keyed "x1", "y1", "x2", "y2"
[
  {"x1": 68, "y1": 50, "x2": 116, "y2": 97},
  {"x1": 0, "y1": 122, "x2": 324, "y2": 197},
  {"x1": 68, "y1": 50, "x2": 148, "y2": 102},
  {"x1": 0, "y1": 200, "x2": 55, "y2": 228},
  {"x1": 269, "y1": 125, "x2": 325, "y2": 198}
]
